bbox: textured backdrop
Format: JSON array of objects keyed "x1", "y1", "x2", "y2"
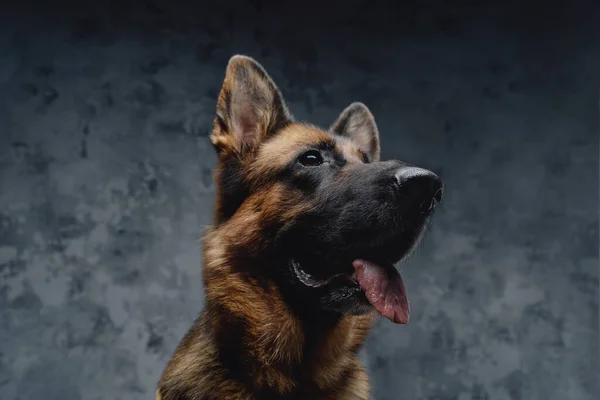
[{"x1": 0, "y1": 1, "x2": 598, "y2": 399}]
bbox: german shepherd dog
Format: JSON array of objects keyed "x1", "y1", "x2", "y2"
[{"x1": 157, "y1": 55, "x2": 444, "y2": 400}]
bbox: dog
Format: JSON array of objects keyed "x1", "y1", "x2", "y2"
[{"x1": 156, "y1": 55, "x2": 444, "y2": 400}]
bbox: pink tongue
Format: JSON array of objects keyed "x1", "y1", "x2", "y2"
[{"x1": 352, "y1": 259, "x2": 410, "y2": 324}]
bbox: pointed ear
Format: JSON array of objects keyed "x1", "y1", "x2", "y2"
[
  {"x1": 211, "y1": 55, "x2": 292, "y2": 156},
  {"x1": 330, "y1": 102, "x2": 380, "y2": 162}
]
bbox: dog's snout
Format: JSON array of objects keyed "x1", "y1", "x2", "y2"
[{"x1": 393, "y1": 167, "x2": 443, "y2": 213}]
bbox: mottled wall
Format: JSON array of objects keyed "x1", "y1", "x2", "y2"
[{"x1": 0, "y1": 1, "x2": 598, "y2": 399}]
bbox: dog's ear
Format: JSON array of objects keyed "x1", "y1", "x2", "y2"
[
  {"x1": 330, "y1": 102, "x2": 380, "y2": 162},
  {"x1": 211, "y1": 55, "x2": 292, "y2": 156}
]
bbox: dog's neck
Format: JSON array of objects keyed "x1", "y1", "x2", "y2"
[{"x1": 199, "y1": 230, "x2": 377, "y2": 397}]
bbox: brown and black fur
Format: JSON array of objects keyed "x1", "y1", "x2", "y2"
[{"x1": 157, "y1": 55, "x2": 443, "y2": 400}]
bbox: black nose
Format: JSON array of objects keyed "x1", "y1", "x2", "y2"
[{"x1": 393, "y1": 167, "x2": 444, "y2": 213}]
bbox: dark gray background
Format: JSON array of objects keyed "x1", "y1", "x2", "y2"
[{"x1": 0, "y1": 1, "x2": 598, "y2": 399}]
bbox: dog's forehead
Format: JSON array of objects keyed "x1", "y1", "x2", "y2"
[{"x1": 258, "y1": 123, "x2": 363, "y2": 165}]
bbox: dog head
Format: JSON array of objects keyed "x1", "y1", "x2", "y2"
[{"x1": 208, "y1": 55, "x2": 443, "y2": 323}]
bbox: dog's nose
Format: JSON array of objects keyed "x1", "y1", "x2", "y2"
[{"x1": 393, "y1": 167, "x2": 443, "y2": 213}]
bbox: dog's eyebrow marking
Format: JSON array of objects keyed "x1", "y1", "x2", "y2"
[
  {"x1": 258, "y1": 124, "x2": 332, "y2": 161},
  {"x1": 316, "y1": 138, "x2": 336, "y2": 151}
]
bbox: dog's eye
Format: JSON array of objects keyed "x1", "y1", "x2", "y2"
[{"x1": 299, "y1": 150, "x2": 324, "y2": 167}]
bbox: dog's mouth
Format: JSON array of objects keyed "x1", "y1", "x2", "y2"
[
  {"x1": 291, "y1": 257, "x2": 410, "y2": 324},
  {"x1": 287, "y1": 200, "x2": 437, "y2": 324}
]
